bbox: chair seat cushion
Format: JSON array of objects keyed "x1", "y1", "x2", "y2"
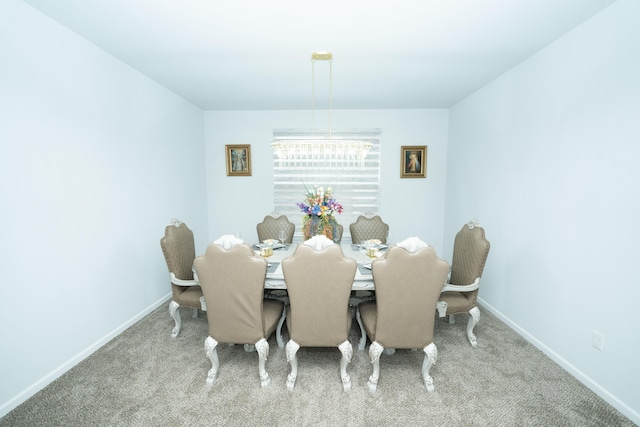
[
  {"x1": 439, "y1": 291, "x2": 475, "y2": 314},
  {"x1": 173, "y1": 285, "x2": 203, "y2": 308}
]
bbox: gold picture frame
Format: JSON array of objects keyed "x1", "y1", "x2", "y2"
[
  {"x1": 400, "y1": 146, "x2": 427, "y2": 178},
  {"x1": 225, "y1": 144, "x2": 252, "y2": 176}
]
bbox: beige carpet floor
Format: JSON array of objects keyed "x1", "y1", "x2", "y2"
[{"x1": 1, "y1": 303, "x2": 633, "y2": 426}]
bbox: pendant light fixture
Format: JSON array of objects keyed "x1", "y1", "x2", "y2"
[{"x1": 271, "y1": 51, "x2": 372, "y2": 169}]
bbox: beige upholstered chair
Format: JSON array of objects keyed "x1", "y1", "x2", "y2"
[
  {"x1": 358, "y1": 242, "x2": 450, "y2": 392},
  {"x1": 256, "y1": 214, "x2": 295, "y2": 243},
  {"x1": 160, "y1": 219, "x2": 205, "y2": 338},
  {"x1": 437, "y1": 220, "x2": 490, "y2": 347},
  {"x1": 194, "y1": 241, "x2": 285, "y2": 387},
  {"x1": 282, "y1": 240, "x2": 357, "y2": 391},
  {"x1": 349, "y1": 214, "x2": 389, "y2": 244}
]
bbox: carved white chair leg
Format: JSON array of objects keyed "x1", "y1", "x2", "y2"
[
  {"x1": 204, "y1": 336, "x2": 219, "y2": 387},
  {"x1": 467, "y1": 306, "x2": 480, "y2": 347},
  {"x1": 255, "y1": 338, "x2": 271, "y2": 387},
  {"x1": 169, "y1": 300, "x2": 182, "y2": 338},
  {"x1": 338, "y1": 340, "x2": 353, "y2": 392},
  {"x1": 367, "y1": 341, "x2": 384, "y2": 392},
  {"x1": 355, "y1": 308, "x2": 367, "y2": 350},
  {"x1": 285, "y1": 340, "x2": 300, "y2": 391},
  {"x1": 199, "y1": 296, "x2": 207, "y2": 312},
  {"x1": 421, "y1": 342, "x2": 437, "y2": 392},
  {"x1": 276, "y1": 308, "x2": 286, "y2": 348}
]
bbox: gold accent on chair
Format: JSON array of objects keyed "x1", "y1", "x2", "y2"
[
  {"x1": 160, "y1": 219, "x2": 205, "y2": 338},
  {"x1": 349, "y1": 215, "x2": 389, "y2": 244},
  {"x1": 437, "y1": 220, "x2": 490, "y2": 347},
  {"x1": 194, "y1": 242, "x2": 285, "y2": 388},
  {"x1": 358, "y1": 243, "x2": 450, "y2": 392},
  {"x1": 256, "y1": 214, "x2": 295, "y2": 243},
  {"x1": 282, "y1": 242, "x2": 357, "y2": 391}
]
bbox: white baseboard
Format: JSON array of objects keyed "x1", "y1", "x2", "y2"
[
  {"x1": 478, "y1": 298, "x2": 639, "y2": 426},
  {"x1": 0, "y1": 293, "x2": 172, "y2": 419}
]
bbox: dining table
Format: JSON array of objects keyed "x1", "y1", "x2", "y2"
[{"x1": 259, "y1": 242, "x2": 379, "y2": 291}]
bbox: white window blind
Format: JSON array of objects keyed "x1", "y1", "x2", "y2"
[{"x1": 273, "y1": 129, "x2": 381, "y2": 243}]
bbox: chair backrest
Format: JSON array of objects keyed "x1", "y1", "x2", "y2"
[
  {"x1": 194, "y1": 243, "x2": 268, "y2": 344},
  {"x1": 256, "y1": 214, "x2": 295, "y2": 243},
  {"x1": 450, "y1": 222, "x2": 490, "y2": 286},
  {"x1": 160, "y1": 221, "x2": 196, "y2": 281},
  {"x1": 160, "y1": 221, "x2": 196, "y2": 298},
  {"x1": 282, "y1": 244, "x2": 356, "y2": 347},
  {"x1": 371, "y1": 245, "x2": 450, "y2": 349},
  {"x1": 349, "y1": 215, "x2": 390, "y2": 244}
]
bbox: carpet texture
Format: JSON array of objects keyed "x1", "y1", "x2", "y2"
[{"x1": 1, "y1": 303, "x2": 633, "y2": 426}]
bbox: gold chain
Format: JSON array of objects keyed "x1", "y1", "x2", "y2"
[
  {"x1": 312, "y1": 57, "x2": 315, "y2": 132},
  {"x1": 329, "y1": 59, "x2": 333, "y2": 138},
  {"x1": 311, "y1": 55, "x2": 333, "y2": 137}
]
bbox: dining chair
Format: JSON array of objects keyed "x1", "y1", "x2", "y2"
[
  {"x1": 282, "y1": 237, "x2": 357, "y2": 391},
  {"x1": 349, "y1": 214, "x2": 389, "y2": 245},
  {"x1": 256, "y1": 213, "x2": 295, "y2": 243},
  {"x1": 436, "y1": 220, "x2": 490, "y2": 347},
  {"x1": 193, "y1": 239, "x2": 285, "y2": 387},
  {"x1": 358, "y1": 239, "x2": 450, "y2": 392},
  {"x1": 160, "y1": 219, "x2": 205, "y2": 338}
]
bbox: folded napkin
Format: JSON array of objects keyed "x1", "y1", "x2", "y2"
[
  {"x1": 303, "y1": 235, "x2": 335, "y2": 251},
  {"x1": 396, "y1": 236, "x2": 429, "y2": 253},
  {"x1": 213, "y1": 234, "x2": 244, "y2": 250}
]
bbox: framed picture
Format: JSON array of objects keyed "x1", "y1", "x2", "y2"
[
  {"x1": 400, "y1": 146, "x2": 427, "y2": 178},
  {"x1": 225, "y1": 144, "x2": 252, "y2": 176}
]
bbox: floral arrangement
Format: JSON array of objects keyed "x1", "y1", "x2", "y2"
[
  {"x1": 296, "y1": 185, "x2": 343, "y2": 240},
  {"x1": 296, "y1": 185, "x2": 343, "y2": 217}
]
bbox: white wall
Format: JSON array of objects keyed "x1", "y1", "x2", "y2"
[
  {"x1": 203, "y1": 109, "x2": 449, "y2": 252},
  {"x1": 0, "y1": 1, "x2": 208, "y2": 416},
  {"x1": 445, "y1": 0, "x2": 640, "y2": 423}
]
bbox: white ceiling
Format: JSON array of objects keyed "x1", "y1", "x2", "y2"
[{"x1": 23, "y1": 0, "x2": 617, "y2": 110}]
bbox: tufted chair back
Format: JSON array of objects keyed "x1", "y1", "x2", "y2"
[
  {"x1": 349, "y1": 215, "x2": 390, "y2": 244},
  {"x1": 256, "y1": 214, "x2": 295, "y2": 243},
  {"x1": 448, "y1": 223, "x2": 491, "y2": 308}
]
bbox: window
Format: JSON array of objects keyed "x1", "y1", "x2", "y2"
[{"x1": 273, "y1": 129, "x2": 381, "y2": 243}]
